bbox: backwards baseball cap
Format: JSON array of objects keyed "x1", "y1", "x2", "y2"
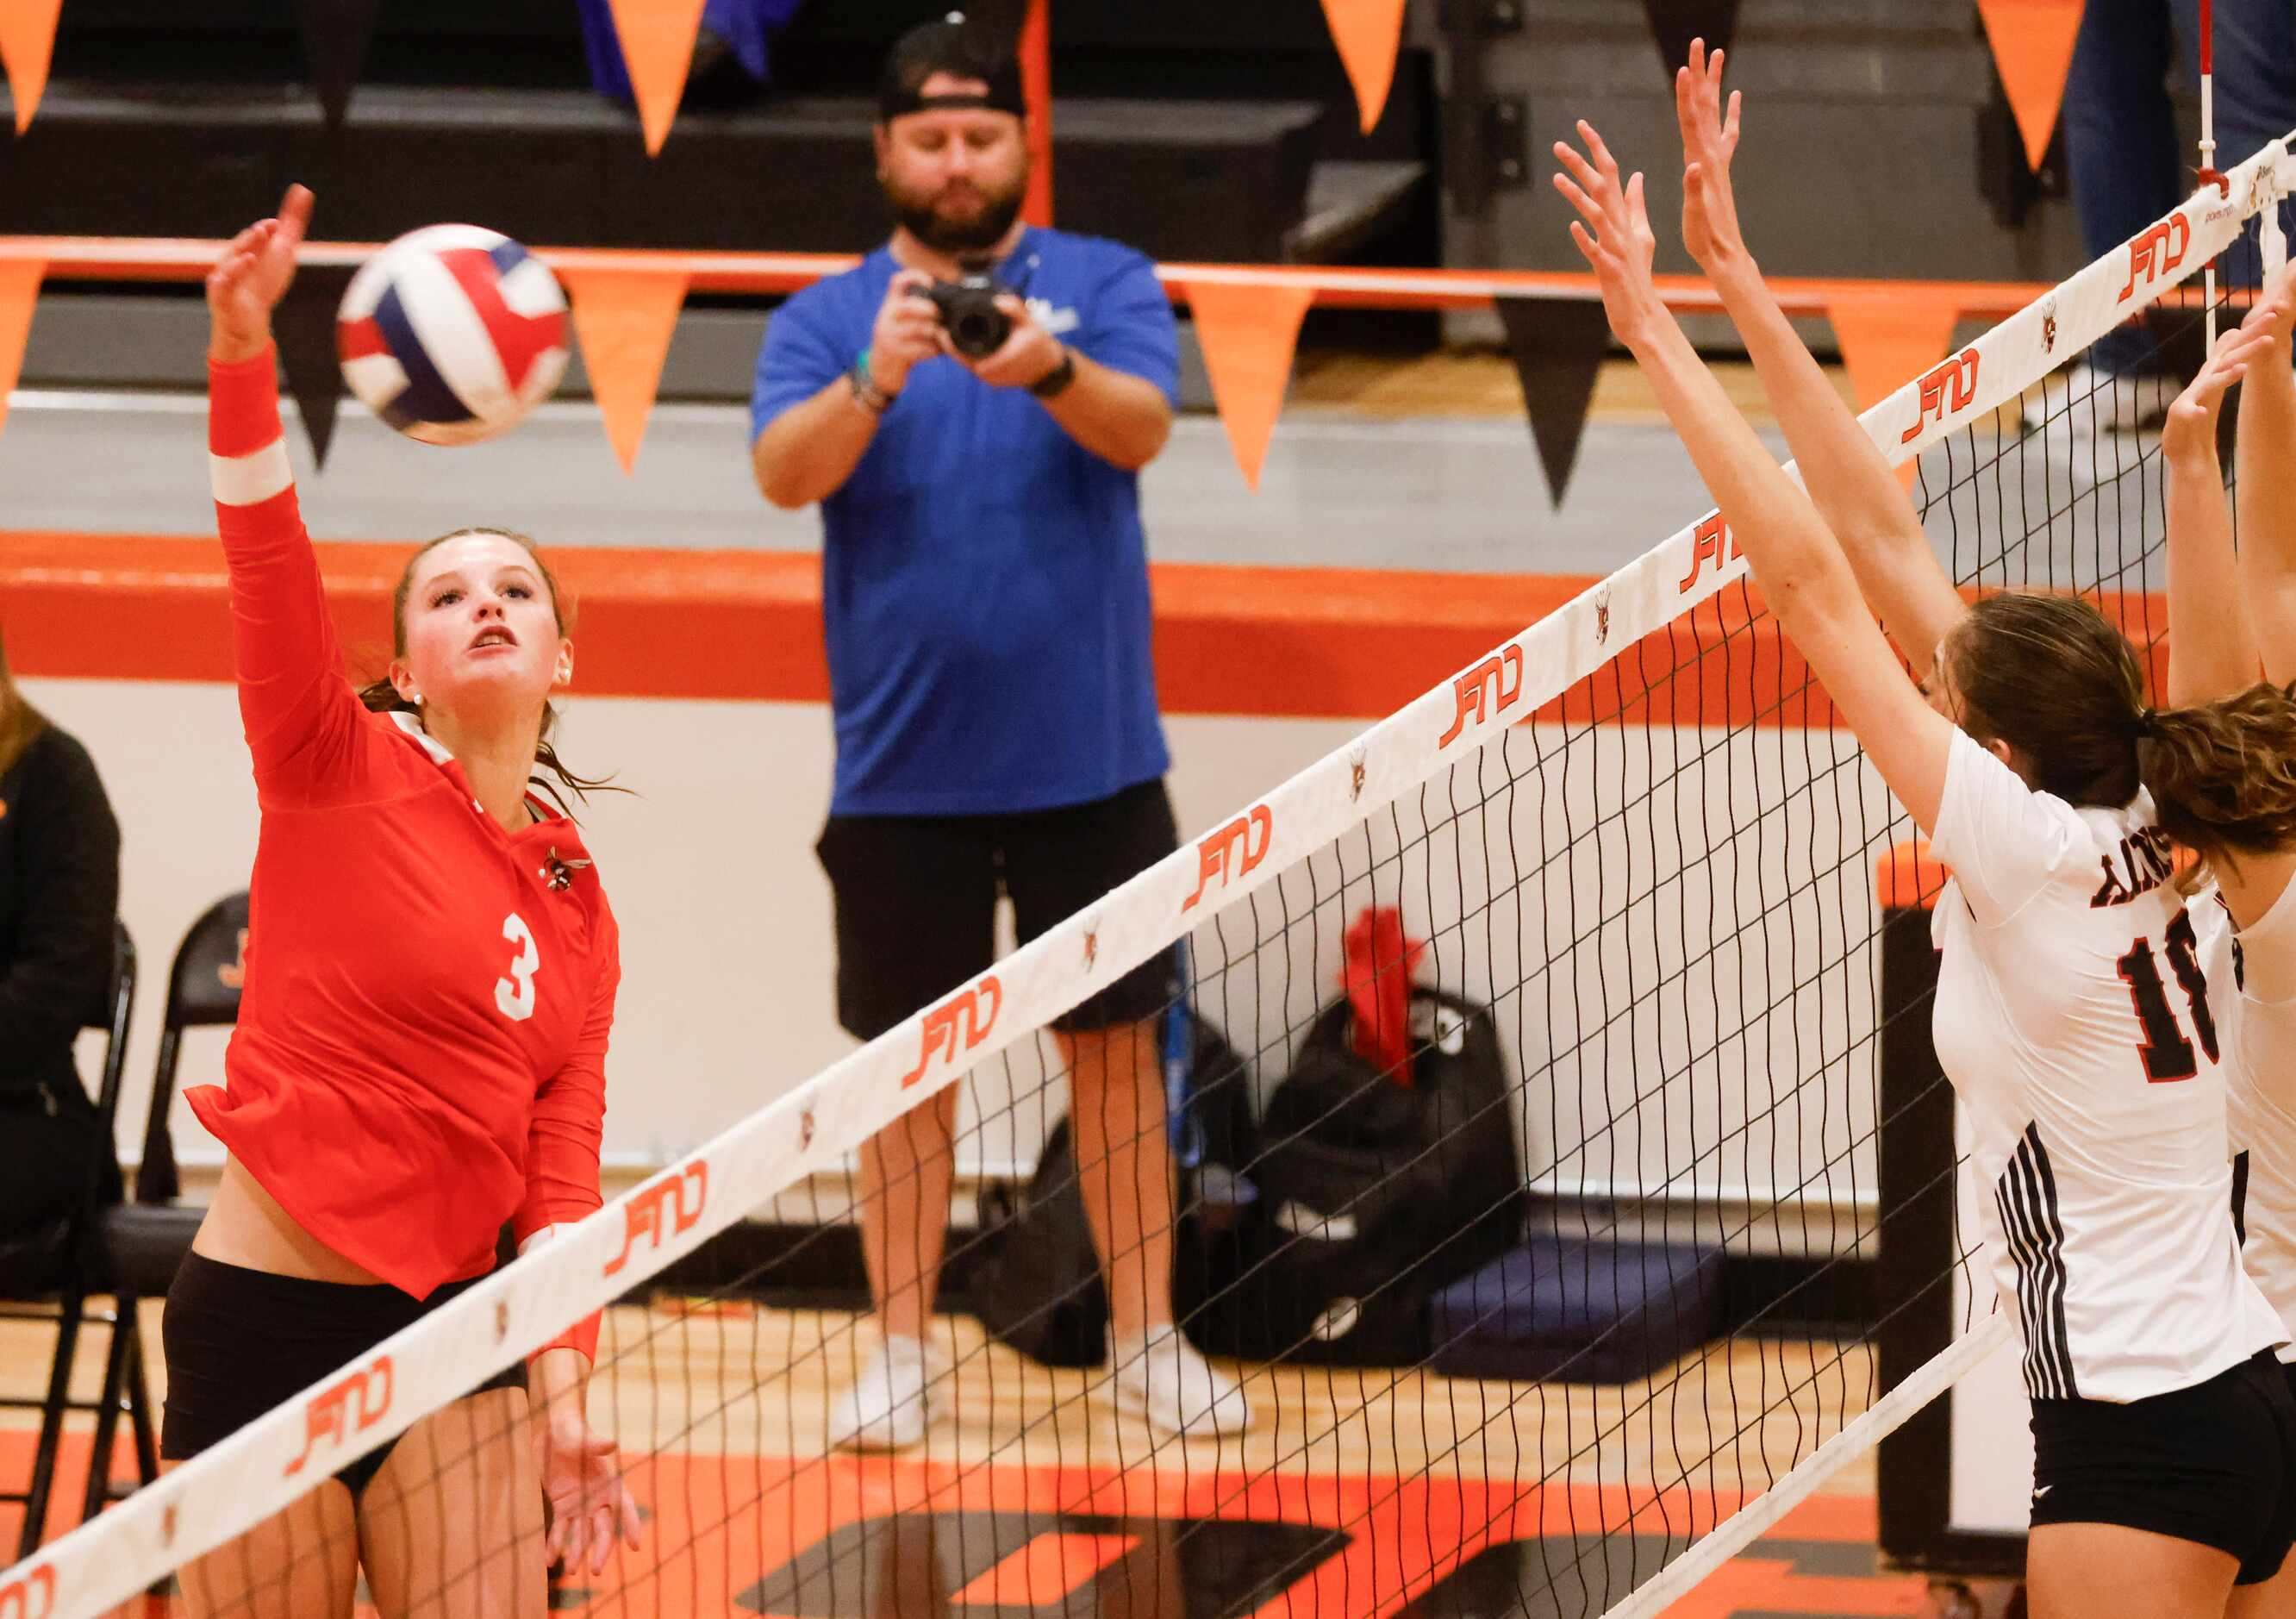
[{"x1": 877, "y1": 12, "x2": 1027, "y2": 121}]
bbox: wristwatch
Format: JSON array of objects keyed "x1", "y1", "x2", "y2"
[
  {"x1": 850, "y1": 349, "x2": 896, "y2": 415},
  {"x1": 1029, "y1": 346, "x2": 1078, "y2": 399}
]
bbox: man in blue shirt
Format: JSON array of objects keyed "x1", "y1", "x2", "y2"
[{"x1": 751, "y1": 17, "x2": 1251, "y2": 1448}]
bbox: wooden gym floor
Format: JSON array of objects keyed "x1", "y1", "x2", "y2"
[{"x1": 2, "y1": 1301, "x2": 1931, "y2": 1617}]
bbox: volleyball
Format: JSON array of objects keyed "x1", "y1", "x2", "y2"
[{"x1": 335, "y1": 225, "x2": 569, "y2": 446}]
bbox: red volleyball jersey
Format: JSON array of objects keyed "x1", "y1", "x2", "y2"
[{"x1": 194, "y1": 349, "x2": 615, "y2": 1358}]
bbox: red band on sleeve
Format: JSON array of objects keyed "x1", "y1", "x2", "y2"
[
  {"x1": 209, "y1": 348, "x2": 286, "y2": 457},
  {"x1": 530, "y1": 1312, "x2": 602, "y2": 1366}
]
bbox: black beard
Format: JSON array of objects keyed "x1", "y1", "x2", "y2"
[{"x1": 890, "y1": 184, "x2": 1026, "y2": 254}]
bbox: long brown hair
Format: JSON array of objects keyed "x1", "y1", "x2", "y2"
[
  {"x1": 355, "y1": 528, "x2": 621, "y2": 816},
  {"x1": 0, "y1": 622, "x2": 49, "y2": 778},
  {"x1": 1944, "y1": 591, "x2": 2296, "y2": 867}
]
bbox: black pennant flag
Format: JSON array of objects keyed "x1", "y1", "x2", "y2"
[
  {"x1": 293, "y1": 0, "x2": 384, "y2": 128},
  {"x1": 1496, "y1": 295, "x2": 1611, "y2": 509},
  {"x1": 274, "y1": 263, "x2": 357, "y2": 470},
  {"x1": 1640, "y1": 0, "x2": 1740, "y2": 78}
]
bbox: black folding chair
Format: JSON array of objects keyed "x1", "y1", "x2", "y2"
[
  {"x1": 75, "y1": 893, "x2": 247, "y2": 1526},
  {"x1": 0, "y1": 922, "x2": 136, "y2": 1560}
]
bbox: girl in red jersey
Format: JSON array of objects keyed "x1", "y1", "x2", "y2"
[{"x1": 160, "y1": 184, "x2": 641, "y2": 1618}]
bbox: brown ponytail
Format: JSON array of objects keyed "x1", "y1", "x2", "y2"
[
  {"x1": 2137, "y1": 681, "x2": 2296, "y2": 870},
  {"x1": 359, "y1": 528, "x2": 625, "y2": 817},
  {"x1": 1946, "y1": 592, "x2": 2296, "y2": 869},
  {"x1": 1944, "y1": 592, "x2": 2149, "y2": 808}
]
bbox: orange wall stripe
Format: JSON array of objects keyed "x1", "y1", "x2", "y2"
[{"x1": 0, "y1": 531, "x2": 2174, "y2": 730}]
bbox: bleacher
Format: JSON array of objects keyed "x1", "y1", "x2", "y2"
[{"x1": 1, "y1": 0, "x2": 1437, "y2": 267}]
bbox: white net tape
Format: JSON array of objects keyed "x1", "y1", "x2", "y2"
[{"x1": 4, "y1": 132, "x2": 2293, "y2": 1619}]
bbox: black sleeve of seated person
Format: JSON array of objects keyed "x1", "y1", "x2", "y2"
[{"x1": 0, "y1": 727, "x2": 123, "y2": 1093}]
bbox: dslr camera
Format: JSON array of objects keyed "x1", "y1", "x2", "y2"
[{"x1": 911, "y1": 273, "x2": 1012, "y2": 359}]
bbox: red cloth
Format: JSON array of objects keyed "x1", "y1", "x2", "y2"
[
  {"x1": 192, "y1": 349, "x2": 612, "y2": 1360},
  {"x1": 1342, "y1": 907, "x2": 1426, "y2": 1085}
]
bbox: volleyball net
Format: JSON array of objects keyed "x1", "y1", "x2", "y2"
[{"x1": 7, "y1": 134, "x2": 2294, "y2": 1619}]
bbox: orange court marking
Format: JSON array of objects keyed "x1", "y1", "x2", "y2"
[{"x1": 1, "y1": 1431, "x2": 1929, "y2": 1618}]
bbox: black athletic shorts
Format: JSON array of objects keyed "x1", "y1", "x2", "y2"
[
  {"x1": 817, "y1": 777, "x2": 1182, "y2": 1041},
  {"x1": 161, "y1": 1251, "x2": 526, "y2": 1501},
  {"x1": 2029, "y1": 1348, "x2": 2296, "y2": 1584}
]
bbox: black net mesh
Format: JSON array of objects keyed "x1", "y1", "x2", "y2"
[{"x1": 40, "y1": 229, "x2": 2281, "y2": 1619}]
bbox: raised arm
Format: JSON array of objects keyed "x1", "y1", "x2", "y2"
[
  {"x1": 1673, "y1": 43, "x2": 1966, "y2": 678},
  {"x1": 2162, "y1": 320, "x2": 2274, "y2": 706},
  {"x1": 207, "y1": 186, "x2": 369, "y2": 797},
  {"x1": 1555, "y1": 122, "x2": 1956, "y2": 833},
  {"x1": 2237, "y1": 263, "x2": 2296, "y2": 683}
]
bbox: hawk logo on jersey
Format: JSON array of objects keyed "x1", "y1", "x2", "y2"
[
  {"x1": 902, "y1": 977, "x2": 1003, "y2": 1087},
  {"x1": 286, "y1": 1355, "x2": 394, "y2": 1478},
  {"x1": 1440, "y1": 647, "x2": 1525, "y2": 748},
  {"x1": 0, "y1": 1565, "x2": 55, "y2": 1619},
  {"x1": 604, "y1": 1161, "x2": 710, "y2": 1276},
  {"x1": 1184, "y1": 807, "x2": 1273, "y2": 910},
  {"x1": 2090, "y1": 827, "x2": 2176, "y2": 908}
]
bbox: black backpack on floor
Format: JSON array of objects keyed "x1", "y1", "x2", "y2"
[
  {"x1": 969, "y1": 1010, "x2": 1261, "y2": 1367},
  {"x1": 1214, "y1": 987, "x2": 1524, "y2": 1366}
]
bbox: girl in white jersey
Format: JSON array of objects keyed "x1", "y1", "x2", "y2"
[
  {"x1": 2158, "y1": 254, "x2": 2296, "y2": 1611},
  {"x1": 1556, "y1": 47, "x2": 2296, "y2": 1618}
]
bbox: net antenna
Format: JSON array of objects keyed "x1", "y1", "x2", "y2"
[{"x1": 2200, "y1": 0, "x2": 2224, "y2": 347}]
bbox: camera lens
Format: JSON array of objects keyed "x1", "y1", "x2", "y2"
[{"x1": 949, "y1": 307, "x2": 1010, "y2": 359}]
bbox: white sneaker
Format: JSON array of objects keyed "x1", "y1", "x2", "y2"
[
  {"x1": 830, "y1": 1333, "x2": 949, "y2": 1450},
  {"x1": 1109, "y1": 1328, "x2": 1254, "y2": 1438},
  {"x1": 2019, "y1": 363, "x2": 2171, "y2": 435}
]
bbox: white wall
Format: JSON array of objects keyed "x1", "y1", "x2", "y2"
[{"x1": 34, "y1": 678, "x2": 1900, "y2": 1247}]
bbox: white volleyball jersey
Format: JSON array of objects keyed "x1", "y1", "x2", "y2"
[
  {"x1": 2196, "y1": 879, "x2": 2296, "y2": 1365},
  {"x1": 1929, "y1": 730, "x2": 2283, "y2": 1403}
]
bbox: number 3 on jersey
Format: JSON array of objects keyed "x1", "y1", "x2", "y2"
[
  {"x1": 496, "y1": 912, "x2": 540, "y2": 1022},
  {"x1": 2117, "y1": 909, "x2": 2217, "y2": 1081}
]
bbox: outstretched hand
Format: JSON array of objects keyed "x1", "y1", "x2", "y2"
[
  {"x1": 536, "y1": 1414, "x2": 644, "y2": 1578},
  {"x1": 2243, "y1": 259, "x2": 2296, "y2": 355},
  {"x1": 1674, "y1": 39, "x2": 1746, "y2": 272},
  {"x1": 207, "y1": 183, "x2": 314, "y2": 364},
  {"x1": 2163, "y1": 313, "x2": 2279, "y2": 465},
  {"x1": 1553, "y1": 121, "x2": 1665, "y2": 350}
]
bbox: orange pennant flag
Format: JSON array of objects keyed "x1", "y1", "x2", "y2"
[
  {"x1": 0, "y1": 0, "x2": 65, "y2": 134},
  {"x1": 0, "y1": 259, "x2": 43, "y2": 441},
  {"x1": 1830, "y1": 286, "x2": 1962, "y2": 490},
  {"x1": 1320, "y1": 0, "x2": 1409, "y2": 135},
  {"x1": 602, "y1": 0, "x2": 708, "y2": 156},
  {"x1": 1183, "y1": 279, "x2": 1317, "y2": 492},
  {"x1": 1975, "y1": 0, "x2": 2086, "y2": 172},
  {"x1": 563, "y1": 266, "x2": 689, "y2": 475}
]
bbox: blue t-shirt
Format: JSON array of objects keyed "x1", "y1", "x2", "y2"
[{"x1": 752, "y1": 228, "x2": 1177, "y2": 817}]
